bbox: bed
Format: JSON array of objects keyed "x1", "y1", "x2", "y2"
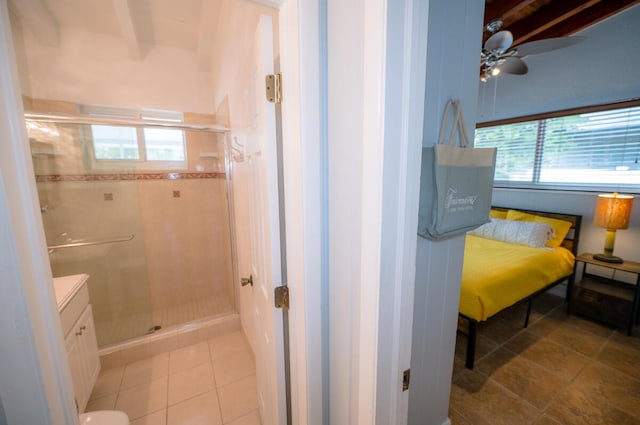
[{"x1": 458, "y1": 206, "x2": 582, "y2": 369}]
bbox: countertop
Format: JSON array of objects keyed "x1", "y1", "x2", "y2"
[{"x1": 53, "y1": 274, "x2": 89, "y2": 311}]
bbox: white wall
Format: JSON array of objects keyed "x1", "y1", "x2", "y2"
[
  {"x1": 493, "y1": 188, "x2": 640, "y2": 266},
  {"x1": 10, "y1": 22, "x2": 215, "y2": 113},
  {"x1": 326, "y1": 0, "x2": 366, "y2": 423},
  {"x1": 477, "y1": 4, "x2": 640, "y2": 123},
  {"x1": 408, "y1": 2, "x2": 485, "y2": 425}
]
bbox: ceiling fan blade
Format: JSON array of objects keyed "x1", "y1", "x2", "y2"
[
  {"x1": 496, "y1": 57, "x2": 528, "y2": 75},
  {"x1": 484, "y1": 30, "x2": 513, "y2": 53},
  {"x1": 514, "y1": 36, "x2": 586, "y2": 56}
]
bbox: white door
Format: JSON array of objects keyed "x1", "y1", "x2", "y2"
[{"x1": 233, "y1": 14, "x2": 288, "y2": 425}]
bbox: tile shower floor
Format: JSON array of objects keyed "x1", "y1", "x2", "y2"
[
  {"x1": 87, "y1": 331, "x2": 261, "y2": 425},
  {"x1": 96, "y1": 292, "x2": 234, "y2": 346},
  {"x1": 449, "y1": 293, "x2": 640, "y2": 425}
]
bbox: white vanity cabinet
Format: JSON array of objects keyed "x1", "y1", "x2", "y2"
[{"x1": 55, "y1": 274, "x2": 101, "y2": 413}]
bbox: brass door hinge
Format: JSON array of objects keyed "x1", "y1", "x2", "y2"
[
  {"x1": 402, "y1": 369, "x2": 410, "y2": 391},
  {"x1": 274, "y1": 285, "x2": 289, "y2": 309},
  {"x1": 265, "y1": 73, "x2": 282, "y2": 104}
]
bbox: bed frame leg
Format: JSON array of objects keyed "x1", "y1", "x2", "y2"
[
  {"x1": 466, "y1": 319, "x2": 477, "y2": 369},
  {"x1": 524, "y1": 299, "x2": 533, "y2": 328}
]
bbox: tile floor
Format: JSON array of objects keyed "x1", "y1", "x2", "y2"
[
  {"x1": 449, "y1": 293, "x2": 640, "y2": 425},
  {"x1": 86, "y1": 331, "x2": 261, "y2": 425}
]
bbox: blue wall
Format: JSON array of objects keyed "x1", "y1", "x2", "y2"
[
  {"x1": 477, "y1": 4, "x2": 640, "y2": 123},
  {"x1": 476, "y1": 6, "x2": 640, "y2": 264}
]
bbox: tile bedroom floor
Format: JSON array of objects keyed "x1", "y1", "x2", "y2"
[
  {"x1": 449, "y1": 293, "x2": 640, "y2": 425},
  {"x1": 86, "y1": 331, "x2": 261, "y2": 425}
]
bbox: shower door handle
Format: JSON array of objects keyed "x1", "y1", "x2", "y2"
[{"x1": 241, "y1": 275, "x2": 253, "y2": 287}]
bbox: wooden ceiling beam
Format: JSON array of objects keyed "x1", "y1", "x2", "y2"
[
  {"x1": 531, "y1": 0, "x2": 640, "y2": 40},
  {"x1": 484, "y1": 0, "x2": 537, "y2": 25},
  {"x1": 112, "y1": 0, "x2": 143, "y2": 60},
  {"x1": 507, "y1": 0, "x2": 601, "y2": 45}
]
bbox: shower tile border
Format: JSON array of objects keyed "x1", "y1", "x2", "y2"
[
  {"x1": 99, "y1": 313, "x2": 240, "y2": 370},
  {"x1": 35, "y1": 172, "x2": 226, "y2": 182}
]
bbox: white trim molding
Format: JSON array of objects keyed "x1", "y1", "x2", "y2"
[{"x1": 0, "y1": 1, "x2": 77, "y2": 423}]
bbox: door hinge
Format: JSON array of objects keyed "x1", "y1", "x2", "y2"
[
  {"x1": 274, "y1": 285, "x2": 289, "y2": 309},
  {"x1": 402, "y1": 369, "x2": 410, "y2": 391},
  {"x1": 265, "y1": 73, "x2": 282, "y2": 104}
]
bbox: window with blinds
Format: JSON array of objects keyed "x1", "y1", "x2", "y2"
[{"x1": 475, "y1": 105, "x2": 640, "y2": 192}]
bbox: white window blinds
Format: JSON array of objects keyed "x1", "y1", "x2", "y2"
[{"x1": 475, "y1": 105, "x2": 640, "y2": 191}]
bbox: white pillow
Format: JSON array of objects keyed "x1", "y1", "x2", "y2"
[{"x1": 468, "y1": 218, "x2": 555, "y2": 248}]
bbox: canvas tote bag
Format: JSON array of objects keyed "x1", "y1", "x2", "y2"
[{"x1": 418, "y1": 99, "x2": 497, "y2": 240}]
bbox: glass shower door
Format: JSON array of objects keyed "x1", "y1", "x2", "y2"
[
  {"x1": 30, "y1": 120, "x2": 154, "y2": 346},
  {"x1": 28, "y1": 116, "x2": 237, "y2": 348}
]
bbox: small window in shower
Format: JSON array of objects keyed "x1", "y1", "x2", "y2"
[
  {"x1": 92, "y1": 125, "x2": 140, "y2": 160},
  {"x1": 83, "y1": 105, "x2": 187, "y2": 171},
  {"x1": 143, "y1": 128, "x2": 185, "y2": 161}
]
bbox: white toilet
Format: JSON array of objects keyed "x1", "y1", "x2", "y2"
[{"x1": 79, "y1": 410, "x2": 130, "y2": 425}]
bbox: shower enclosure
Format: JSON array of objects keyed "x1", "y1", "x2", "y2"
[{"x1": 27, "y1": 111, "x2": 237, "y2": 347}]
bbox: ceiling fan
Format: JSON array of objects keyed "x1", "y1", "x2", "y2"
[{"x1": 480, "y1": 18, "x2": 585, "y2": 82}]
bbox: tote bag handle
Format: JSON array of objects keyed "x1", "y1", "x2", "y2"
[{"x1": 437, "y1": 99, "x2": 471, "y2": 148}]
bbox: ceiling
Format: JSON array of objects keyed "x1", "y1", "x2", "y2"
[
  {"x1": 9, "y1": 0, "x2": 640, "y2": 67},
  {"x1": 7, "y1": 0, "x2": 278, "y2": 71},
  {"x1": 483, "y1": 0, "x2": 640, "y2": 45}
]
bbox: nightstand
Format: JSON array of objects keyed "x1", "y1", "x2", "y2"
[{"x1": 569, "y1": 253, "x2": 640, "y2": 336}]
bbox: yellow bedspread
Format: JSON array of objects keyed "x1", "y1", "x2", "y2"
[{"x1": 460, "y1": 235, "x2": 575, "y2": 321}]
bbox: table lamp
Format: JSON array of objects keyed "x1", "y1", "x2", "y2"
[{"x1": 593, "y1": 193, "x2": 634, "y2": 263}]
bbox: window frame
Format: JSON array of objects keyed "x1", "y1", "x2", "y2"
[
  {"x1": 80, "y1": 105, "x2": 188, "y2": 171},
  {"x1": 476, "y1": 99, "x2": 640, "y2": 194}
]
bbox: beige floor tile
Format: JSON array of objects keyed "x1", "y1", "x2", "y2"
[
  {"x1": 85, "y1": 393, "x2": 117, "y2": 412},
  {"x1": 451, "y1": 355, "x2": 466, "y2": 382},
  {"x1": 451, "y1": 294, "x2": 640, "y2": 425},
  {"x1": 570, "y1": 362, "x2": 640, "y2": 418},
  {"x1": 526, "y1": 309, "x2": 571, "y2": 338},
  {"x1": 90, "y1": 366, "x2": 124, "y2": 399},
  {"x1": 227, "y1": 410, "x2": 262, "y2": 425},
  {"x1": 477, "y1": 316, "x2": 526, "y2": 345},
  {"x1": 213, "y1": 350, "x2": 255, "y2": 387},
  {"x1": 532, "y1": 414, "x2": 564, "y2": 425},
  {"x1": 546, "y1": 323, "x2": 609, "y2": 357},
  {"x1": 168, "y1": 361, "x2": 215, "y2": 406},
  {"x1": 611, "y1": 329, "x2": 640, "y2": 351},
  {"x1": 597, "y1": 337, "x2": 640, "y2": 381},
  {"x1": 505, "y1": 332, "x2": 590, "y2": 381},
  {"x1": 545, "y1": 384, "x2": 638, "y2": 425},
  {"x1": 130, "y1": 409, "x2": 167, "y2": 425},
  {"x1": 122, "y1": 353, "x2": 170, "y2": 390},
  {"x1": 169, "y1": 341, "x2": 211, "y2": 375},
  {"x1": 448, "y1": 408, "x2": 473, "y2": 425},
  {"x1": 454, "y1": 333, "x2": 499, "y2": 365},
  {"x1": 167, "y1": 389, "x2": 222, "y2": 425},
  {"x1": 218, "y1": 375, "x2": 259, "y2": 424},
  {"x1": 474, "y1": 347, "x2": 568, "y2": 409},
  {"x1": 115, "y1": 377, "x2": 168, "y2": 420},
  {"x1": 564, "y1": 314, "x2": 616, "y2": 338},
  {"x1": 209, "y1": 332, "x2": 251, "y2": 360},
  {"x1": 450, "y1": 369, "x2": 540, "y2": 425}
]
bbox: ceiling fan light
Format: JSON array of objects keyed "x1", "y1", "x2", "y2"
[{"x1": 491, "y1": 68, "x2": 501, "y2": 76}]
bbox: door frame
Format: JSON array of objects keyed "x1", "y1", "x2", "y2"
[
  {"x1": 1, "y1": 0, "x2": 430, "y2": 423},
  {"x1": 0, "y1": 1, "x2": 78, "y2": 423},
  {"x1": 271, "y1": 0, "x2": 429, "y2": 424}
]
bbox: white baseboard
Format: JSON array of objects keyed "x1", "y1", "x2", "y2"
[{"x1": 441, "y1": 418, "x2": 451, "y2": 425}]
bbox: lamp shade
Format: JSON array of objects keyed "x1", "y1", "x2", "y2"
[{"x1": 593, "y1": 193, "x2": 634, "y2": 230}]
